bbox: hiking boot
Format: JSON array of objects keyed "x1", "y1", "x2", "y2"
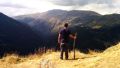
[
  {"x1": 60, "y1": 57, "x2": 63, "y2": 60},
  {"x1": 65, "y1": 58, "x2": 68, "y2": 60}
]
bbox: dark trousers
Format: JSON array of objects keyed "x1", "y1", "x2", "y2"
[{"x1": 60, "y1": 43, "x2": 68, "y2": 59}]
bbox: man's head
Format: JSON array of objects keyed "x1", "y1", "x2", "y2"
[{"x1": 64, "y1": 23, "x2": 68, "y2": 28}]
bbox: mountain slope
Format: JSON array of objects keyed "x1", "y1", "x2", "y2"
[
  {"x1": 14, "y1": 9, "x2": 101, "y2": 31},
  {"x1": 0, "y1": 13, "x2": 42, "y2": 56},
  {"x1": 86, "y1": 14, "x2": 120, "y2": 28}
]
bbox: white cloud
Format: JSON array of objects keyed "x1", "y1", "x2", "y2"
[
  {"x1": 0, "y1": 6, "x2": 39, "y2": 16},
  {"x1": 47, "y1": 0, "x2": 114, "y2": 6}
]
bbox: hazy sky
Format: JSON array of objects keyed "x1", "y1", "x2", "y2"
[{"x1": 0, "y1": 0, "x2": 120, "y2": 16}]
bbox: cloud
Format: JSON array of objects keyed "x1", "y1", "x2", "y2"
[
  {"x1": 48, "y1": 0, "x2": 114, "y2": 6},
  {"x1": 0, "y1": 6, "x2": 38, "y2": 16},
  {"x1": 0, "y1": 3, "x2": 28, "y2": 8}
]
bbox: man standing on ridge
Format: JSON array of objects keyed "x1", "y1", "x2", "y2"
[{"x1": 58, "y1": 23, "x2": 76, "y2": 60}]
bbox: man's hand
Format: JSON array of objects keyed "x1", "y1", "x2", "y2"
[
  {"x1": 58, "y1": 34, "x2": 61, "y2": 44},
  {"x1": 69, "y1": 33, "x2": 77, "y2": 40},
  {"x1": 58, "y1": 40, "x2": 61, "y2": 44},
  {"x1": 74, "y1": 36, "x2": 77, "y2": 40},
  {"x1": 74, "y1": 33, "x2": 77, "y2": 40}
]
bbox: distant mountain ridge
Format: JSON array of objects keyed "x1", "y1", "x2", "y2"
[{"x1": 14, "y1": 9, "x2": 101, "y2": 32}]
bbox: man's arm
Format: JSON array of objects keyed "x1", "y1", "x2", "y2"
[
  {"x1": 69, "y1": 34, "x2": 76, "y2": 40},
  {"x1": 58, "y1": 33, "x2": 61, "y2": 44}
]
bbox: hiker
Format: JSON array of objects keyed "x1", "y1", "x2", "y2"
[{"x1": 58, "y1": 23, "x2": 76, "y2": 60}]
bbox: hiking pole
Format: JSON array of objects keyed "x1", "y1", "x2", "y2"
[{"x1": 73, "y1": 33, "x2": 77, "y2": 60}]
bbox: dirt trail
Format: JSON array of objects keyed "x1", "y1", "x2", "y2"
[{"x1": 38, "y1": 52, "x2": 102, "y2": 68}]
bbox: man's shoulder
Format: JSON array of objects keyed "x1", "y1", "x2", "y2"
[
  {"x1": 59, "y1": 28, "x2": 71, "y2": 33},
  {"x1": 59, "y1": 29, "x2": 64, "y2": 33}
]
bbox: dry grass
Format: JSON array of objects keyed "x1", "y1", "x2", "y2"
[{"x1": 1, "y1": 43, "x2": 120, "y2": 68}]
